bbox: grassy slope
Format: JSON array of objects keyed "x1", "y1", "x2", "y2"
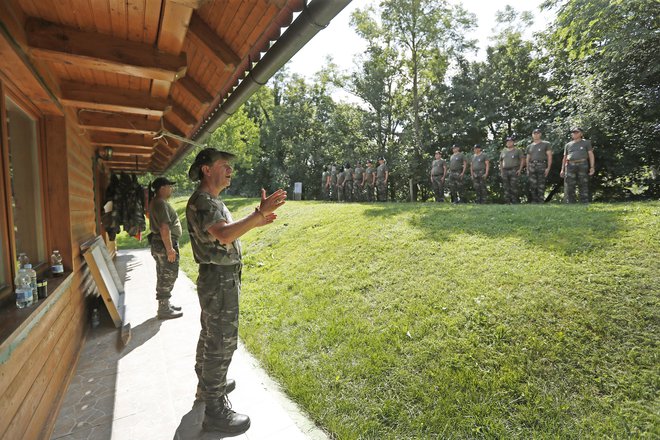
[{"x1": 118, "y1": 199, "x2": 659, "y2": 439}]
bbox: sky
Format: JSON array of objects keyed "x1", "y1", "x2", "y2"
[{"x1": 285, "y1": 0, "x2": 556, "y2": 86}]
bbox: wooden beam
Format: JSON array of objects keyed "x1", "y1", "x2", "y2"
[
  {"x1": 60, "y1": 81, "x2": 170, "y2": 116},
  {"x1": 89, "y1": 131, "x2": 153, "y2": 149},
  {"x1": 78, "y1": 111, "x2": 161, "y2": 135},
  {"x1": 176, "y1": 76, "x2": 213, "y2": 105},
  {"x1": 26, "y1": 18, "x2": 188, "y2": 82},
  {"x1": 107, "y1": 147, "x2": 153, "y2": 156},
  {"x1": 169, "y1": 105, "x2": 196, "y2": 127},
  {"x1": 168, "y1": 0, "x2": 213, "y2": 8},
  {"x1": 187, "y1": 13, "x2": 240, "y2": 70}
]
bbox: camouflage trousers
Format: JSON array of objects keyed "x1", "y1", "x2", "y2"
[
  {"x1": 150, "y1": 238, "x2": 179, "y2": 300},
  {"x1": 472, "y1": 171, "x2": 487, "y2": 204},
  {"x1": 353, "y1": 183, "x2": 364, "y2": 202},
  {"x1": 528, "y1": 161, "x2": 547, "y2": 203},
  {"x1": 431, "y1": 175, "x2": 445, "y2": 202},
  {"x1": 322, "y1": 184, "x2": 330, "y2": 201},
  {"x1": 336, "y1": 184, "x2": 344, "y2": 202},
  {"x1": 376, "y1": 179, "x2": 387, "y2": 202},
  {"x1": 501, "y1": 168, "x2": 520, "y2": 204},
  {"x1": 195, "y1": 264, "x2": 241, "y2": 402},
  {"x1": 564, "y1": 162, "x2": 590, "y2": 203},
  {"x1": 364, "y1": 183, "x2": 374, "y2": 202},
  {"x1": 447, "y1": 171, "x2": 464, "y2": 202},
  {"x1": 344, "y1": 180, "x2": 354, "y2": 202}
]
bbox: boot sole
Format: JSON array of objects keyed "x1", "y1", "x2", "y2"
[
  {"x1": 157, "y1": 313, "x2": 183, "y2": 319},
  {"x1": 201, "y1": 420, "x2": 250, "y2": 436}
]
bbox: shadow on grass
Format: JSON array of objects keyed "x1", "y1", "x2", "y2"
[{"x1": 362, "y1": 202, "x2": 624, "y2": 256}]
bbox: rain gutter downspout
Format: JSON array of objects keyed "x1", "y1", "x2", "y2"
[{"x1": 166, "y1": 0, "x2": 353, "y2": 170}]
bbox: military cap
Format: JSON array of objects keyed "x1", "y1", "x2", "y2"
[
  {"x1": 378, "y1": 156, "x2": 385, "y2": 161},
  {"x1": 434, "y1": 150, "x2": 442, "y2": 155},
  {"x1": 532, "y1": 128, "x2": 542, "y2": 133},
  {"x1": 151, "y1": 176, "x2": 175, "y2": 191},
  {"x1": 451, "y1": 144, "x2": 460, "y2": 149},
  {"x1": 473, "y1": 144, "x2": 482, "y2": 149},
  {"x1": 570, "y1": 126, "x2": 584, "y2": 133},
  {"x1": 505, "y1": 136, "x2": 514, "y2": 142},
  {"x1": 366, "y1": 159, "x2": 373, "y2": 164},
  {"x1": 188, "y1": 148, "x2": 236, "y2": 181}
]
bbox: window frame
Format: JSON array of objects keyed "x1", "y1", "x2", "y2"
[{"x1": 0, "y1": 79, "x2": 50, "y2": 306}]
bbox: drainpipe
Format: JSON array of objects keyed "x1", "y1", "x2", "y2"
[{"x1": 166, "y1": 0, "x2": 353, "y2": 170}]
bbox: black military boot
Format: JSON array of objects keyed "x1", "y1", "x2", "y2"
[
  {"x1": 202, "y1": 396, "x2": 250, "y2": 435},
  {"x1": 157, "y1": 299, "x2": 183, "y2": 319}
]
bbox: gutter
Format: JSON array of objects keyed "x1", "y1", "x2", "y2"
[{"x1": 165, "y1": 0, "x2": 353, "y2": 171}]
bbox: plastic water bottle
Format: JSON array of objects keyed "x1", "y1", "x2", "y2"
[
  {"x1": 51, "y1": 250, "x2": 64, "y2": 277},
  {"x1": 15, "y1": 269, "x2": 32, "y2": 309},
  {"x1": 18, "y1": 253, "x2": 29, "y2": 268},
  {"x1": 23, "y1": 263, "x2": 38, "y2": 303}
]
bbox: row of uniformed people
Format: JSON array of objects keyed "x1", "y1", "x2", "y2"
[
  {"x1": 321, "y1": 157, "x2": 390, "y2": 202},
  {"x1": 431, "y1": 127, "x2": 595, "y2": 204}
]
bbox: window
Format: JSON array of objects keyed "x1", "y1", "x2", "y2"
[{"x1": 0, "y1": 92, "x2": 46, "y2": 305}]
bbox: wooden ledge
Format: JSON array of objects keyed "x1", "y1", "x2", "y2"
[{"x1": 0, "y1": 272, "x2": 73, "y2": 364}]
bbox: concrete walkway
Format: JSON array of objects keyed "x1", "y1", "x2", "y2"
[{"x1": 51, "y1": 249, "x2": 329, "y2": 440}]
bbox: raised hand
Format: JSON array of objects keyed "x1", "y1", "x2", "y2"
[{"x1": 259, "y1": 188, "x2": 287, "y2": 215}]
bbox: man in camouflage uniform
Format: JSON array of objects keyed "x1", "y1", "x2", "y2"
[
  {"x1": 148, "y1": 177, "x2": 183, "y2": 319},
  {"x1": 560, "y1": 127, "x2": 595, "y2": 203},
  {"x1": 363, "y1": 160, "x2": 376, "y2": 202},
  {"x1": 353, "y1": 161, "x2": 364, "y2": 202},
  {"x1": 470, "y1": 144, "x2": 490, "y2": 204},
  {"x1": 328, "y1": 164, "x2": 338, "y2": 201},
  {"x1": 186, "y1": 148, "x2": 286, "y2": 435},
  {"x1": 448, "y1": 145, "x2": 467, "y2": 203},
  {"x1": 343, "y1": 162, "x2": 354, "y2": 202},
  {"x1": 376, "y1": 157, "x2": 389, "y2": 202},
  {"x1": 321, "y1": 165, "x2": 330, "y2": 201},
  {"x1": 526, "y1": 128, "x2": 553, "y2": 203},
  {"x1": 430, "y1": 150, "x2": 446, "y2": 202},
  {"x1": 336, "y1": 165, "x2": 345, "y2": 202},
  {"x1": 499, "y1": 137, "x2": 524, "y2": 204}
]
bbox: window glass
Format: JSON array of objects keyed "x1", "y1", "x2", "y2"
[{"x1": 6, "y1": 96, "x2": 45, "y2": 267}]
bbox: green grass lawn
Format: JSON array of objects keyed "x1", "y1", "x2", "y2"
[{"x1": 117, "y1": 198, "x2": 660, "y2": 439}]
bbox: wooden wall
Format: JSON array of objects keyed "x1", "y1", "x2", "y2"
[{"x1": 0, "y1": 111, "x2": 99, "y2": 439}]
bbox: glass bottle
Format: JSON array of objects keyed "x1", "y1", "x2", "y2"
[{"x1": 51, "y1": 250, "x2": 64, "y2": 277}]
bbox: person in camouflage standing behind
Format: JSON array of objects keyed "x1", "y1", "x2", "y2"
[
  {"x1": 560, "y1": 127, "x2": 595, "y2": 203},
  {"x1": 430, "y1": 150, "x2": 447, "y2": 202},
  {"x1": 526, "y1": 128, "x2": 553, "y2": 203},
  {"x1": 499, "y1": 137, "x2": 524, "y2": 204},
  {"x1": 470, "y1": 144, "x2": 490, "y2": 204},
  {"x1": 336, "y1": 165, "x2": 345, "y2": 202},
  {"x1": 376, "y1": 157, "x2": 389, "y2": 202},
  {"x1": 353, "y1": 161, "x2": 364, "y2": 202},
  {"x1": 364, "y1": 159, "x2": 376, "y2": 202},
  {"x1": 329, "y1": 164, "x2": 338, "y2": 201},
  {"x1": 343, "y1": 162, "x2": 354, "y2": 202},
  {"x1": 148, "y1": 177, "x2": 183, "y2": 320},
  {"x1": 186, "y1": 148, "x2": 286, "y2": 435},
  {"x1": 448, "y1": 145, "x2": 467, "y2": 203},
  {"x1": 321, "y1": 165, "x2": 330, "y2": 201}
]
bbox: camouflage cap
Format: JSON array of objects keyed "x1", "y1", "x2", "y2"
[
  {"x1": 473, "y1": 144, "x2": 482, "y2": 149},
  {"x1": 151, "y1": 176, "x2": 175, "y2": 191},
  {"x1": 188, "y1": 148, "x2": 236, "y2": 181},
  {"x1": 506, "y1": 136, "x2": 514, "y2": 142},
  {"x1": 452, "y1": 144, "x2": 460, "y2": 150},
  {"x1": 434, "y1": 150, "x2": 442, "y2": 155},
  {"x1": 532, "y1": 128, "x2": 542, "y2": 133},
  {"x1": 570, "y1": 126, "x2": 584, "y2": 133}
]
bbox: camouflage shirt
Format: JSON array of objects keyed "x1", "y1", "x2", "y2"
[
  {"x1": 149, "y1": 198, "x2": 182, "y2": 240},
  {"x1": 365, "y1": 166, "x2": 375, "y2": 184},
  {"x1": 500, "y1": 148, "x2": 523, "y2": 169},
  {"x1": 321, "y1": 170, "x2": 329, "y2": 185},
  {"x1": 564, "y1": 139, "x2": 592, "y2": 161},
  {"x1": 449, "y1": 153, "x2": 465, "y2": 171},
  {"x1": 186, "y1": 189, "x2": 242, "y2": 265},
  {"x1": 431, "y1": 159, "x2": 446, "y2": 176},
  {"x1": 376, "y1": 163, "x2": 388, "y2": 180},
  {"x1": 344, "y1": 167, "x2": 354, "y2": 181},
  {"x1": 471, "y1": 153, "x2": 488, "y2": 172},
  {"x1": 527, "y1": 141, "x2": 552, "y2": 161},
  {"x1": 337, "y1": 171, "x2": 345, "y2": 185},
  {"x1": 353, "y1": 166, "x2": 364, "y2": 181}
]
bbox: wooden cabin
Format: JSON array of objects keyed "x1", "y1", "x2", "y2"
[{"x1": 0, "y1": 1, "x2": 349, "y2": 437}]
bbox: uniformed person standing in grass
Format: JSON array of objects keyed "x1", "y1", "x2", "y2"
[
  {"x1": 430, "y1": 150, "x2": 447, "y2": 202},
  {"x1": 448, "y1": 145, "x2": 467, "y2": 203},
  {"x1": 560, "y1": 127, "x2": 595, "y2": 203},
  {"x1": 526, "y1": 128, "x2": 553, "y2": 203},
  {"x1": 363, "y1": 160, "x2": 376, "y2": 202},
  {"x1": 329, "y1": 164, "x2": 338, "y2": 201},
  {"x1": 321, "y1": 165, "x2": 330, "y2": 201},
  {"x1": 343, "y1": 162, "x2": 354, "y2": 202},
  {"x1": 336, "y1": 165, "x2": 345, "y2": 202},
  {"x1": 353, "y1": 161, "x2": 364, "y2": 202},
  {"x1": 376, "y1": 157, "x2": 389, "y2": 202},
  {"x1": 499, "y1": 137, "x2": 524, "y2": 204},
  {"x1": 470, "y1": 144, "x2": 490, "y2": 204},
  {"x1": 186, "y1": 148, "x2": 286, "y2": 435},
  {"x1": 149, "y1": 177, "x2": 183, "y2": 319}
]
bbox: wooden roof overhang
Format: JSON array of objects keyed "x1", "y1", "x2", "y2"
[{"x1": 0, "y1": 0, "x2": 308, "y2": 173}]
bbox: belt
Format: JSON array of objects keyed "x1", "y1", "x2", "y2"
[
  {"x1": 568, "y1": 159, "x2": 587, "y2": 164},
  {"x1": 199, "y1": 263, "x2": 242, "y2": 274}
]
